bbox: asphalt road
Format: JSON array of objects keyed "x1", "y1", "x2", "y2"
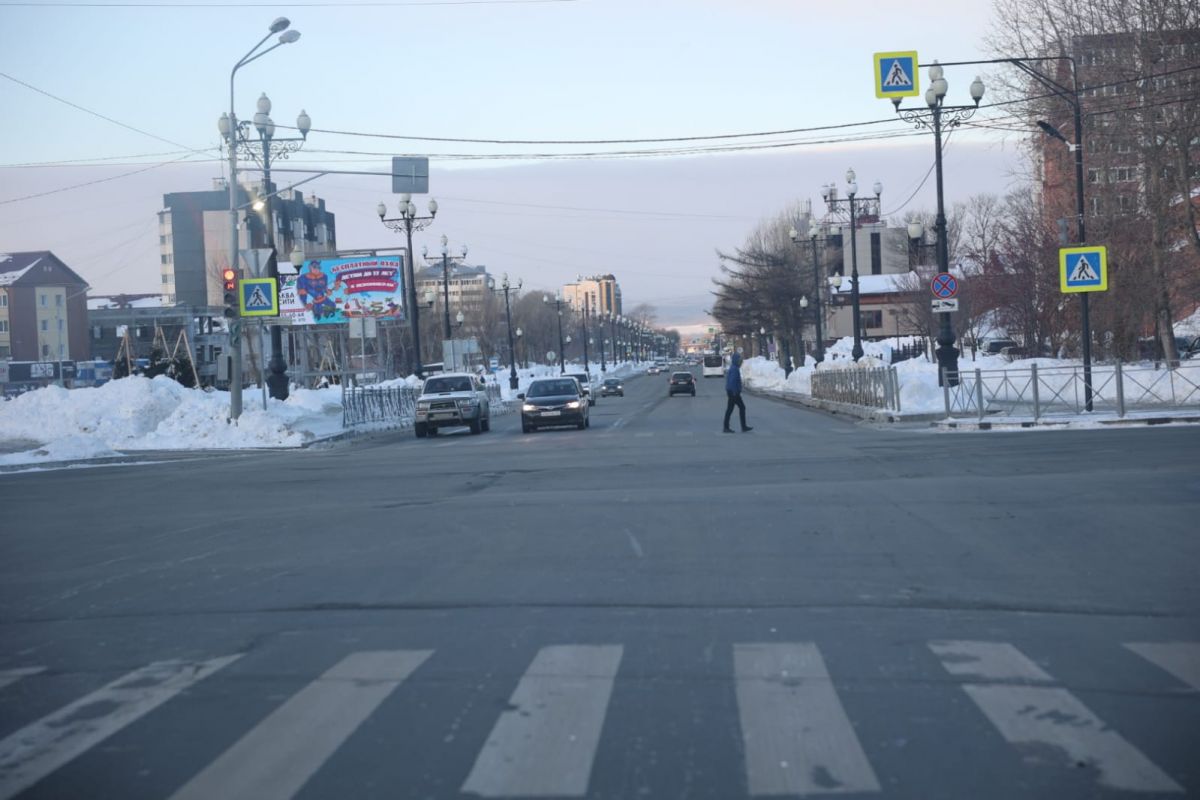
[{"x1": 1, "y1": 367, "x2": 1198, "y2": 799}]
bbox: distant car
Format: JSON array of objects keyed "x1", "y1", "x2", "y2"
[
  {"x1": 646, "y1": 365, "x2": 661, "y2": 375},
  {"x1": 566, "y1": 372, "x2": 595, "y2": 406},
  {"x1": 702, "y1": 354, "x2": 725, "y2": 378},
  {"x1": 668, "y1": 371, "x2": 696, "y2": 396},
  {"x1": 520, "y1": 377, "x2": 590, "y2": 432},
  {"x1": 983, "y1": 338, "x2": 1019, "y2": 355},
  {"x1": 414, "y1": 373, "x2": 491, "y2": 437},
  {"x1": 600, "y1": 378, "x2": 624, "y2": 397}
]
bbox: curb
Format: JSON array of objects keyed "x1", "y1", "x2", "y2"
[{"x1": 933, "y1": 414, "x2": 1200, "y2": 431}]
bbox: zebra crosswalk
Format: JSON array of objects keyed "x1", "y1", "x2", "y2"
[{"x1": 0, "y1": 639, "x2": 1194, "y2": 799}]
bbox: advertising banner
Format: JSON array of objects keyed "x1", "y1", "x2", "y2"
[{"x1": 282, "y1": 255, "x2": 406, "y2": 325}]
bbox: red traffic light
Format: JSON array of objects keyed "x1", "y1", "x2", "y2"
[{"x1": 222, "y1": 268, "x2": 236, "y2": 290}]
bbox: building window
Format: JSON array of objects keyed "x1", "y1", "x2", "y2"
[
  {"x1": 1087, "y1": 169, "x2": 1100, "y2": 183},
  {"x1": 870, "y1": 232, "x2": 882, "y2": 275},
  {"x1": 57, "y1": 318, "x2": 64, "y2": 331},
  {"x1": 860, "y1": 310, "x2": 883, "y2": 330},
  {"x1": 0, "y1": 293, "x2": 7, "y2": 307},
  {"x1": 41, "y1": 319, "x2": 49, "y2": 331},
  {"x1": 40, "y1": 294, "x2": 47, "y2": 306},
  {"x1": 1090, "y1": 197, "x2": 1103, "y2": 216},
  {"x1": 1118, "y1": 195, "x2": 1137, "y2": 214},
  {"x1": 0, "y1": 346, "x2": 9, "y2": 359},
  {"x1": 42, "y1": 344, "x2": 50, "y2": 358},
  {"x1": 161, "y1": 254, "x2": 170, "y2": 264},
  {"x1": 0, "y1": 320, "x2": 8, "y2": 332},
  {"x1": 162, "y1": 275, "x2": 171, "y2": 284},
  {"x1": 56, "y1": 294, "x2": 63, "y2": 306}
]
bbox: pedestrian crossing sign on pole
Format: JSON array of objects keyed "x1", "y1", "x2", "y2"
[
  {"x1": 239, "y1": 277, "x2": 279, "y2": 317},
  {"x1": 1059, "y1": 246, "x2": 1108, "y2": 293},
  {"x1": 874, "y1": 51, "x2": 920, "y2": 99}
]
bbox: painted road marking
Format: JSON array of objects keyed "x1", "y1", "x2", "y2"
[
  {"x1": 928, "y1": 640, "x2": 1053, "y2": 682},
  {"x1": 0, "y1": 668, "x2": 43, "y2": 692},
  {"x1": 1125, "y1": 642, "x2": 1200, "y2": 690},
  {"x1": 930, "y1": 641, "x2": 1182, "y2": 794},
  {"x1": 733, "y1": 643, "x2": 880, "y2": 796},
  {"x1": 170, "y1": 650, "x2": 431, "y2": 800},
  {"x1": 0, "y1": 655, "x2": 241, "y2": 800},
  {"x1": 461, "y1": 645, "x2": 623, "y2": 798}
]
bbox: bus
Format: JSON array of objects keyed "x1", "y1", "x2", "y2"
[{"x1": 702, "y1": 354, "x2": 725, "y2": 378}]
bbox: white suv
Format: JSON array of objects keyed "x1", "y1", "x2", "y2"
[{"x1": 414, "y1": 373, "x2": 491, "y2": 437}]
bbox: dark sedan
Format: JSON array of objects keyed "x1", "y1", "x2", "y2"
[
  {"x1": 519, "y1": 377, "x2": 591, "y2": 432},
  {"x1": 668, "y1": 371, "x2": 696, "y2": 396}
]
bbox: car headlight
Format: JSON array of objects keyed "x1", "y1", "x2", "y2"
[
  {"x1": 566, "y1": 400, "x2": 581, "y2": 409},
  {"x1": 416, "y1": 402, "x2": 430, "y2": 411},
  {"x1": 522, "y1": 403, "x2": 537, "y2": 412}
]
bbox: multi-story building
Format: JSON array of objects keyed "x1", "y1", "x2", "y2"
[
  {"x1": 0, "y1": 251, "x2": 89, "y2": 362},
  {"x1": 158, "y1": 179, "x2": 337, "y2": 307},
  {"x1": 414, "y1": 261, "x2": 493, "y2": 309},
  {"x1": 563, "y1": 274, "x2": 622, "y2": 317}
]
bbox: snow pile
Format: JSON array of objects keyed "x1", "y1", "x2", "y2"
[
  {"x1": 1176, "y1": 308, "x2": 1200, "y2": 338},
  {"x1": 0, "y1": 377, "x2": 345, "y2": 466}
]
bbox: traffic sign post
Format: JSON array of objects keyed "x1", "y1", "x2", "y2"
[
  {"x1": 874, "y1": 51, "x2": 920, "y2": 100},
  {"x1": 931, "y1": 298, "x2": 959, "y2": 313},
  {"x1": 930, "y1": 272, "x2": 958, "y2": 299},
  {"x1": 1059, "y1": 245, "x2": 1107, "y2": 293},
  {"x1": 239, "y1": 278, "x2": 279, "y2": 318}
]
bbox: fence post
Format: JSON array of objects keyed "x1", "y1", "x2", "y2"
[
  {"x1": 341, "y1": 378, "x2": 347, "y2": 428},
  {"x1": 892, "y1": 367, "x2": 901, "y2": 413},
  {"x1": 1115, "y1": 359, "x2": 1125, "y2": 417},
  {"x1": 1031, "y1": 363, "x2": 1040, "y2": 422},
  {"x1": 943, "y1": 370, "x2": 951, "y2": 418},
  {"x1": 975, "y1": 368, "x2": 985, "y2": 422}
]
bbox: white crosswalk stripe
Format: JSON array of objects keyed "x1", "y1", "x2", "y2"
[
  {"x1": 930, "y1": 640, "x2": 1183, "y2": 794},
  {"x1": 461, "y1": 645, "x2": 623, "y2": 798},
  {"x1": 0, "y1": 655, "x2": 241, "y2": 800},
  {"x1": 1124, "y1": 642, "x2": 1200, "y2": 690},
  {"x1": 0, "y1": 668, "x2": 44, "y2": 692},
  {"x1": 733, "y1": 642, "x2": 880, "y2": 796},
  {"x1": 169, "y1": 650, "x2": 431, "y2": 800}
]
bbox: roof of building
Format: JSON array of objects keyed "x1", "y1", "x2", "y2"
[
  {"x1": 415, "y1": 263, "x2": 489, "y2": 281},
  {"x1": 0, "y1": 251, "x2": 88, "y2": 288},
  {"x1": 88, "y1": 294, "x2": 164, "y2": 310}
]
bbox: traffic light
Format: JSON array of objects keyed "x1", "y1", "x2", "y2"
[{"x1": 222, "y1": 268, "x2": 238, "y2": 319}]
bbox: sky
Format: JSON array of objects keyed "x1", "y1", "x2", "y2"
[{"x1": 0, "y1": 0, "x2": 1030, "y2": 328}]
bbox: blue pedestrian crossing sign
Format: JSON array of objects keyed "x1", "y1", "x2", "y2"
[
  {"x1": 874, "y1": 51, "x2": 919, "y2": 99},
  {"x1": 239, "y1": 277, "x2": 279, "y2": 317},
  {"x1": 1059, "y1": 246, "x2": 1108, "y2": 293}
]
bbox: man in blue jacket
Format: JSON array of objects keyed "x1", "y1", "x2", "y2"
[{"x1": 723, "y1": 352, "x2": 752, "y2": 433}]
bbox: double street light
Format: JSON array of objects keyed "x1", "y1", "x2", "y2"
[
  {"x1": 219, "y1": 16, "x2": 302, "y2": 419},
  {"x1": 378, "y1": 193, "x2": 438, "y2": 378},
  {"x1": 788, "y1": 222, "x2": 830, "y2": 364},
  {"x1": 819, "y1": 169, "x2": 881, "y2": 361},
  {"x1": 544, "y1": 292, "x2": 569, "y2": 374},
  {"x1": 894, "y1": 62, "x2": 985, "y2": 385}
]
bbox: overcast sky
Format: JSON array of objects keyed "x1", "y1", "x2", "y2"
[{"x1": 0, "y1": 0, "x2": 1027, "y2": 327}]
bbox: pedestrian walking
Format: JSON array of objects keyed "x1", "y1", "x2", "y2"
[{"x1": 723, "y1": 352, "x2": 752, "y2": 433}]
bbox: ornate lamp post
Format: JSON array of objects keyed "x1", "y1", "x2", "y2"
[
  {"x1": 577, "y1": 276, "x2": 591, "y2": 374},
  {"x1": 894, "y1": 62, "x2": 984, "y2": 385},
  {"x1": 788, "y1": 222, "x2": 830, "y2": 363},
  {"x1": 378, "y1": 193, "x2": 438, "y2": 377},
  {"x1": 425, "y1": 235, "x2": 467, "y2": 340},
  {"x1": 545, "y1": 293, "x2": 568, "y2": 374},
  {"x1": 819, "y1": 170, "x2": 881, "y2": 361},
  {"x1": 491, "y1": 273, "x2": 523, "y2": 390},
  {"x1": 217, "y1": 17, "x2": 302, "y2": 416}
]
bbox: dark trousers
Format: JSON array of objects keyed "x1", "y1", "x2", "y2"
[{"x1": 723, "y1": 392, "x2": 747, "y2": 430}]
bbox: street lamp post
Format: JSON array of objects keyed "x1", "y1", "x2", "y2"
[
  {"x1": 428, "y1": 235, "x2": 467, "y2": 341},
  {"x1": 609, "y1": 313, "x2": 619, "y2": 365},
  {"x1": 545, "y1": 293, "x2": 568, "y2": 374},
  {"x1": 577, "y1": 278, "x2": 591, "y2": 374},
  {"x1": 895, "y1": 62, "x2": 984, "y2": 385},
  {"x1": 515, "y1": 327, "x2": 524, "y2": 369},
  {"x1": 788, "y1": 223, "x2": 829, "y2": 363},
  {"x1": 491, "y1": 273, "x2": 522, "y2": 390},
  {"x1": 378, "y1": 194, "x2": 438, "y2": 378},
  {"x1": 819, "y1": 170, "x2": 881, "y2": 361},
  {"x1": 797, "y1": 295, "x2": 809, "y2": 369},
  {"x1": 218, "y1": 16, "x2": 301, "y2": 419},
  {"x1": 598, "y1": 313, "x2": 607, "y2": 373}
]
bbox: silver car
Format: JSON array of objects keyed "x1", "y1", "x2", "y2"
[{"x1": 414, "y1": 373, "x2": 491, "y2": 437}]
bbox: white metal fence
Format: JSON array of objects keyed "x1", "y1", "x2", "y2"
[
  {"x1": 341, "y1": 380, "x2": 513, "y2": 429},
  {"x1": 811, "y1": 366, "x2": 901, "y2": 412},
  {"x1": 943, "y1": 361, "x2": 1200, "y2": 420}
]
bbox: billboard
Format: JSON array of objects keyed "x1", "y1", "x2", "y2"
[{"x1": 282, "y1": 255, "x2": 406, "y2": 325}]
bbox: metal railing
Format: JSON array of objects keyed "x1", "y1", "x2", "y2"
[
  {"x1": 342, "y1": 379, "x2": 513, "y2": 428},
  {"x1": 811, "y1": 366, "x2": 901, "y2": 412},
  {"x1": 342, "y1": 384, "x2": 419, "y2": 428},
  {"x1": 943, "y1": 361, "x2": 1200, "y2": 420}
]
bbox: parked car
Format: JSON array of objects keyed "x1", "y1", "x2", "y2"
[
  {"x1": 414, "y1": 373, "x2": 491, "y2": 437},
  {"x1": 520, "y1": 377, "x2": 590, "y2": 432},
  {"x1": 668, "y1": 371, "x2": 696, "y2": 396},
  {"x1": 600, "y1": 378, "x2": 624, "y2": 397},
  {"x1": 982, "y1": 338, "x2": 1019, "y2": 356},
  {"x1": 566, "y1": 372, "x2": 596, "y2": 405}
]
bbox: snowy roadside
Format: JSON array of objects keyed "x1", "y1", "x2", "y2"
[{"x1": 0, "y1": 376, "x2": 345, "y2": 468}]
